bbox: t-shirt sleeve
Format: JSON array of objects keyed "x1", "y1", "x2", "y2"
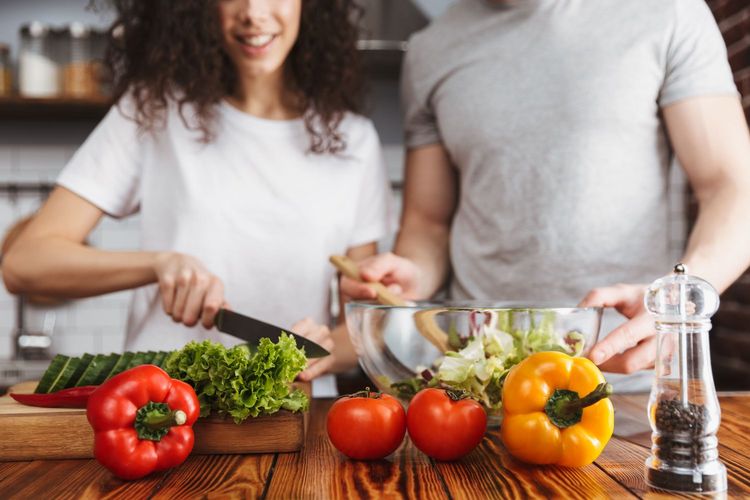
[
  {"x1": 348, "y1": 120, "x2": 394, "y2": 248},
  {"x1": 658, "y1": 0, "x2": 738, "y2": 107},
  {"x1": 57, "y1": 97, "x2": 143, "y2": 218},
  {"x1": 401, "y1": 39, "x2": 442, "y2": 149}
]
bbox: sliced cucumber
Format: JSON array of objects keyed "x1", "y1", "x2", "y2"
[
  {"x1": 49, "y1": 358, "x2": 82, "y2": 393},
  {"x1": 151, "y1": 351, "x2": 167, "y2": 368},
  {"x1": 75, "y1": 354, "x2": 109, "y2": 387},
  {"x1": 126, "y1": 352, "x2": 147, "y2": 370},
  {"x1": 35, "y1": 355, "x2": 71, "y2": 394},
  {"x1": 66, "y1": 353, "x2": 94, "y2": 389},
  {"x1": 36, "y1": 349, "x2": 177, "y2": 392},
  {"x1": 92, "y1": 354, "x2": 120, "y2": 385},
  {"x1": 104, "y1": 352, "x2": 134, "y2": 381}
]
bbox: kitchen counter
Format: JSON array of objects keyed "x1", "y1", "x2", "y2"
[{"x1": 1, "y1": 393, "x2": 748, "y2": 498}]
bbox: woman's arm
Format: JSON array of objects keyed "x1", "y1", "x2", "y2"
[
  {"x1": 2, "y1": 187, "x2": 157, "y2": 296},
  {"x1": 2, "y1": 186, "x2": 226, "y2": 328}
]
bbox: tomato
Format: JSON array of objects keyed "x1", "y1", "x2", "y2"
[
  {"x1": 326, "y1": 391, "x2": 406, "y2": 460},
  {"x1": 406, "y1": 388, "x2": 486, "y2": 461}
]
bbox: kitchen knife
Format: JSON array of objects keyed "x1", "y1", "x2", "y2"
[{"x1": 215, "y1": 308, "x2": 330, "y2": 358}]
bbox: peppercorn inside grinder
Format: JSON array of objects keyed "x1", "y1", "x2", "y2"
[{"x1": 644, "y1": 264, "x2": 726, "y2": 493}]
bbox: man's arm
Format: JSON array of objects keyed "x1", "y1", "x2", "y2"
[
  {"x1": 394, "y1": 144, "x2": 459, "y2": 299},
  {"x1": 341, "y1": 143, "x2": 458, "y2": 301},
  {"x1": 582, "y1": 95, "x2": 750, "y2": 373},
  {"x1": 666, "y1": 95, "x2": 750, "y2": 290}
]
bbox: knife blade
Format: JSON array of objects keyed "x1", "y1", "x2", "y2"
[{"x1": 215, "y1": 308, "x2": 330, "y2": 358}]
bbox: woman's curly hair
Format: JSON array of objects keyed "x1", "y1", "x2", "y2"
[{"x1": 100, "y1": 0, "x2": 364, "y2": 154}]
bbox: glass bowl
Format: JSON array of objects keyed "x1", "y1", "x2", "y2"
[{"x1": 344, "y1": 301, "x2": 603, "y2": 419}]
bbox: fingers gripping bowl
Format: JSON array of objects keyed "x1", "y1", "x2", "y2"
[{"x1": 344, "y1": 301, "x2": 603, "y2": 421}]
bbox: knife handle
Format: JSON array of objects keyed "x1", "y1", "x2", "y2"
[{"x1": 329, "y1": 255, "x2": 408, "y2": 307}]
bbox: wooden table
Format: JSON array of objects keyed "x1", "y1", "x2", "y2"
[{"x1": 1, "y1": 393, "x2": 748, "y2": 499}]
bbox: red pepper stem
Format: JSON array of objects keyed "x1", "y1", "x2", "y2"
[
  {"x1": 134, "y1": 401, "x2": 187, "y2": 441},
  {"x1": 142, "y1": 409, "x2": 187, "y2": 429}
]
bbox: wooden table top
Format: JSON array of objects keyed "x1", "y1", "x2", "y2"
[{"x1": 1, "y1": 393, "x2": 748, "y2": 499}]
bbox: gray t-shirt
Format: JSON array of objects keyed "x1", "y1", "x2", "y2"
[{"x1": 402, "y1": 0, "x2": 737, "y2": 304}]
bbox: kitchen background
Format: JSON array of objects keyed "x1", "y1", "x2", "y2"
[{"x1": 0, "y1": 0, "x2": 746, "y2": 389}]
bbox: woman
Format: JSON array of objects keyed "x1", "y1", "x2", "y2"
[{"x1": 2, "y1": 0, "x2": 391, "y2": 381}]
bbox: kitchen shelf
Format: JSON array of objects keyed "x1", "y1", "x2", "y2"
[{"x1": 0, "y1": 96, "x2": 111, "y2": 121}]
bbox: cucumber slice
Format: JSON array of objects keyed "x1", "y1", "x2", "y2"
[
  {"x1": 66, "y1": 353, "x2": 94, "y2": 389},
  {"x1": 151, "y1": 351, "x2": 167, "y2": 368},
  {"x1": 35, "y1": 355, "x2": 71, "y2": 394},
  {"x1": 75, "y1": 354, "x2": 109, "y2": 387},
  {"x1": 49, "y1": 358, "x2": 82, "y2": 393},
  {"x1": 104, "y1": 352, "x2": 134, "y2": 380},
  {"x1": 126, "y1": 352, "x2": 147, "y2": 370},
  {"x1": 92, "y1": 354, "x2": 120, "y2": 385}
]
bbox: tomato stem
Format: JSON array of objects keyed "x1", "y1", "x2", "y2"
[
  {"x1": 342, "y1": 387, "x2": 382, "y2": 400},
  {"x1": 443, "y1": 387, "x2": 471, "y2": 401}
]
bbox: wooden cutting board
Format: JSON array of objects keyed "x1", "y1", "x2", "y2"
[{"x1": 0, "y1": 381, "x2": 310, "y2": 462}]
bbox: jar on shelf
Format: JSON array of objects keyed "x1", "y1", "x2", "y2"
[
  {"x1": 62, "y1": 22, "x2": 100, "y2": 98},
  {"x1": 0, "y1": 43, "x2": 11, "y2": 97},
  {"x1": 18, "y1": 21, "x2": 60, "y2": 98}
]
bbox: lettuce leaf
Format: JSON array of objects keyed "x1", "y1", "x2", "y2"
[{"x1": 164, "y1": 333, "x2": 309, "y2": 423}]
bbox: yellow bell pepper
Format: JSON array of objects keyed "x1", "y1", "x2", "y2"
[{"x1": 501, "y1": 351, "x2": 614, "y2": 467}]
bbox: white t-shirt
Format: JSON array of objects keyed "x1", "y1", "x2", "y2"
[{"x1": 58, "y1": 98, "x2": 392, "y2": 351}]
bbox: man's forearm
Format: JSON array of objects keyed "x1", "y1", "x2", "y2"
[
  {"x1": 682, "y1": 182, "x2": 750, "y2": 293},
  {"x1": 394, "y1": 220, "x2": 451, "y2": 300}
]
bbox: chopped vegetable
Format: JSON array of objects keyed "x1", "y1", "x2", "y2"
[
  {"x1": 33, "y1": 335, "x2": 309, "y2": 422},
  {"x1": 164, "y1": 333, "x2": 309, "y2": 422},
  {"x1": 87, "y1": 365, "x2": 200, "y2": 480},
  {"x1": 501, "y1": 351, "x2": 614, "y2": 467},
  {"x1": 10, "y1": 385, "x2": 98, "y2": 408},
  {"x1": 392, "y1": 309, "x2": 587, "y2": 414},
  {"x1": 34, "y1": 351, "x2": 172, "y2": 394}
]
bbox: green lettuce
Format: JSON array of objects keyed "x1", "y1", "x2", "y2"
[{"x1": 164, "y1": 333, "x2": 309, "y2": 423}]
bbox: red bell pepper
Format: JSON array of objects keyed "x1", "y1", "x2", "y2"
[
  {"x1": 11, "y1": 385, "x2": 97, "y2": 408},
  {"x1": 86, "y1": 364, "x2": 200, "y2": 480}
]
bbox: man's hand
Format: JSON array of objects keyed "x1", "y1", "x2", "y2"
[
  {"x1": 339, "y1": 252, "x2": 422, "y2": 301},
  {"x1": 578, "y1": 283, "x2": 656, "y2": 373}
]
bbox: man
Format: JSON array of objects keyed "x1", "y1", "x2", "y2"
[{"x1": 343, "y1": 0, "x2": 750, "y2": 390}]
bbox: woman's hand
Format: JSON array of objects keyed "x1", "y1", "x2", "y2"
[
  {"x1": 578, "y1": 283, "x2": 656, "y2": 373},
  {"x1": 153, "y1": 252, "x2": 225, "y2": 329},
  {"x1": 292, "y1": 318, "x2": 336, "y2": 381},
  {"x1": 339, "y1": 252, "x2": 422, "y2": 301}
]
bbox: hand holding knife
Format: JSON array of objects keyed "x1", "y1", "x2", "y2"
[{"x1": 215, "y1": 308, "x2": 331, "y2": 358}]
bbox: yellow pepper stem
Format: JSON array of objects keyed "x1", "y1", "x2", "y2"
[{"x1": 544, "y1": 383, "x2": 614, "y2": 429}]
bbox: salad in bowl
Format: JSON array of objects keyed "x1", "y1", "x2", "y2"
[{"x1": 345, "y1": 302, "x2": 602, "y2": 418}]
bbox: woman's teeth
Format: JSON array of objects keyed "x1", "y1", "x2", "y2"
[{"x1": 241, "y1": 35, "x2": 274, "y2": 47}]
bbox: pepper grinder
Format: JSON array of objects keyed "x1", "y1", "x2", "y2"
[{"x1": 644, "y1": 264, "x2": 726, "y2": 493}]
